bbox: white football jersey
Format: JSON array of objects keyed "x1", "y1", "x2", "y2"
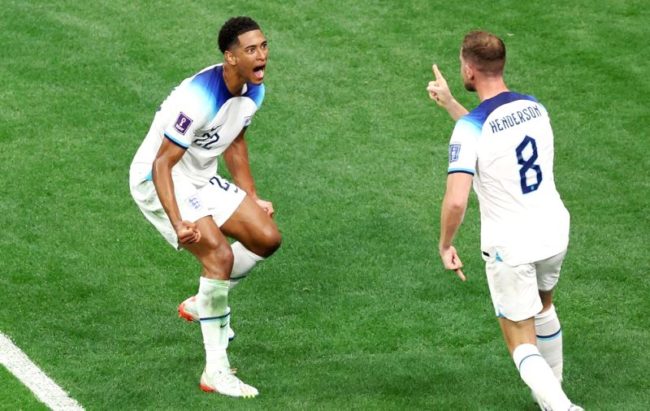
[
  {"x1": 448, "y1": 91, "x2": 570, "y2": 265},
  {"x1": 130, "y1": 64, "x2": 264, "y2": 188}
]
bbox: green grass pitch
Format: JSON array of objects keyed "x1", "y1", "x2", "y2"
[{"x1": 1, "y1": 0, "x2": 648, "y2": 409}]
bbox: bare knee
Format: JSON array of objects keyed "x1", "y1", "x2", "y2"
[
  {"x1": 538, "y1": 289, "x2": 554, "y2": 312},
  {"x1": 252, "y1": 225, "x2": 282, "y2": 257},
  {"x1": 499, "y1": 317, "x2": 537, "y2": 355}
]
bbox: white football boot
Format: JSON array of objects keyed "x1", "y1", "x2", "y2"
[
  {"x1": 178, "y1": 296, "x2": 236, "y2": 341},
  {"x1": 532, "y1": 390, "x2": 584, "y2": 411},
  {"x1": 199, "y1": 368, "x2": 259, "y2": 398},
  {"x1": 532, "y1": 391, "x2": 551, "y2": 411}
]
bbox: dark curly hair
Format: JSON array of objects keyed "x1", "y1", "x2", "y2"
[{"x1": 218, "y1": 16, "x2": 261, "y2": 53}]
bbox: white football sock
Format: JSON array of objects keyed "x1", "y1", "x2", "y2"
[
  {"x1": 535, "y1": 305, "x2": 563, "y2": 382},
  {"x1": 229, "y1": 242, "x2": 264, "y2": 290},
  {"x1": 197, "y1": 277, "x2": 230, "y2": 373},
  {"x1": 513, "y1": 343, "x2": 571, "y2": 411}
]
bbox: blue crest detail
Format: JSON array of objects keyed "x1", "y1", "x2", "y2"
[{"x1": 449, "y1": 144, "x2": 461, "y2": 163}]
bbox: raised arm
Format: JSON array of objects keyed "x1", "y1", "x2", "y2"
[{"x1": 427, "y1": 64, "x2": 469, "y2": 121}]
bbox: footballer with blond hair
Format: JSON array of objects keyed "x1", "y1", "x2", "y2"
[{"x1": 428, "y1": 31, "x2": 583, "y2": 411}]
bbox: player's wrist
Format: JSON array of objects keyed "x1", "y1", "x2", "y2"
[{"x1": 442, "y1": 97, "x2": 458, "y2": 110}]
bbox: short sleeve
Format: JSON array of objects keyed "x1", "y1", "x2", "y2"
[
  {"x1": 447, "y1": 117, "x2": 480, "y2": 175},
  {"x1": 162, "y1": 87, "x2": 211, "y2": 149}
]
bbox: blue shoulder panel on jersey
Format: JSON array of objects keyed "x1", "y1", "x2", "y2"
[
  {"x1": 457, "y1": 116, "x2": 482, "y2": 132},
  {"x1": 463, "y1": 91, "x2": 538, "y2": 127},
  {"x1": 245, "y1": 83, "x2": 265, "y2": 108},
  {"x1": 190, "y1": 65, "x2": 264, "y2": 111},
  {"x1": 188, "y1": 65, "x2": 233, "y2": 118}
]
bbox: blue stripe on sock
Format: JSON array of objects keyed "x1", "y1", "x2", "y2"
[
  {"x1": 517, "y1": 353, "x2": 543, "y2": 371},
  {"x1": 200, "y1": 312, "x2": 230, "y2": 322},
  {"x1": 537, "y1": 328, "x2": 562, "y2": 341}
]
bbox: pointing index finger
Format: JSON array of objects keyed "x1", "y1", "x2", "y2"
[
  {"x1": 455, "y1": 268, "x2": 467, "y2": 282},
  {"x1": 432, "y1": 64, "x2": 443, "y2": 80}
]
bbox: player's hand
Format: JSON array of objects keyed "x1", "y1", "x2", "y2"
[
  {"x1": 174, "y1": 220, "x2": 202, "y2": 245},
  {"x1": 439, "y1": 245, "x2": 467, "y2": 281},
  {"x1": 427, "y1": 64, "x2": 455, "y2": 108},
  {"x1": 255, "y1": 198, "x2": 275, "y2": 217}
]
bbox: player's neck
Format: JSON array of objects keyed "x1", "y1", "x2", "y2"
[
  {"x1": 222, "y1": 65, "x2": 246, "y2": 96},
  {"x1": 476, "y1": 78, "x2": 509, "y2": 102}
]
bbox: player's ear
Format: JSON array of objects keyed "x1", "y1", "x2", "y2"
[
  {"x1": 224, "y1": 50, "x2": 237, "y2": 66},
  {"x1": 463, "y1": 63, "x2": 474, "y2": 80}
]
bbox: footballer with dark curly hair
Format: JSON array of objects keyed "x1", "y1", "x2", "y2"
[{"x1": 129, "y1": 16, "x2": 280, "y2": 398}]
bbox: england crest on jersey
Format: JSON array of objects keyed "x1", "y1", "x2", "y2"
[{"x1": 449, "y1": 144, "x2": 461, "y2": 163}]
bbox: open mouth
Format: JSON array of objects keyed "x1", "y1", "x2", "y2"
[{"x1": 253, "y1": 65, "x2": 266, "y2": 80}]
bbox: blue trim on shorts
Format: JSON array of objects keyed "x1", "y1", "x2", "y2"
[{"x1": 482, "y1": 250, "x2": 503, "y2": 262}]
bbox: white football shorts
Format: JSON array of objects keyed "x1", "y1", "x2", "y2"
[
  {"x1": 130, "y1": 172, "x2": 246, "y2": 249},
  {"x1": 483, "y1": 249, "x2": 567, "y2": 322}
]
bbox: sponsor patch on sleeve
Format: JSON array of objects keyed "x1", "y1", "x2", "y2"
[
  {"x1": 449, "y1": 144, "x2": 461, "y2": 163},
  {"x1": 174, "y1": 112, "x2": 193, "y2": 135}
]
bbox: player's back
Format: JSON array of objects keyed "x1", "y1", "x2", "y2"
[{"x1": 468, "y1": 92, "x2": 569, "y2": 264}]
